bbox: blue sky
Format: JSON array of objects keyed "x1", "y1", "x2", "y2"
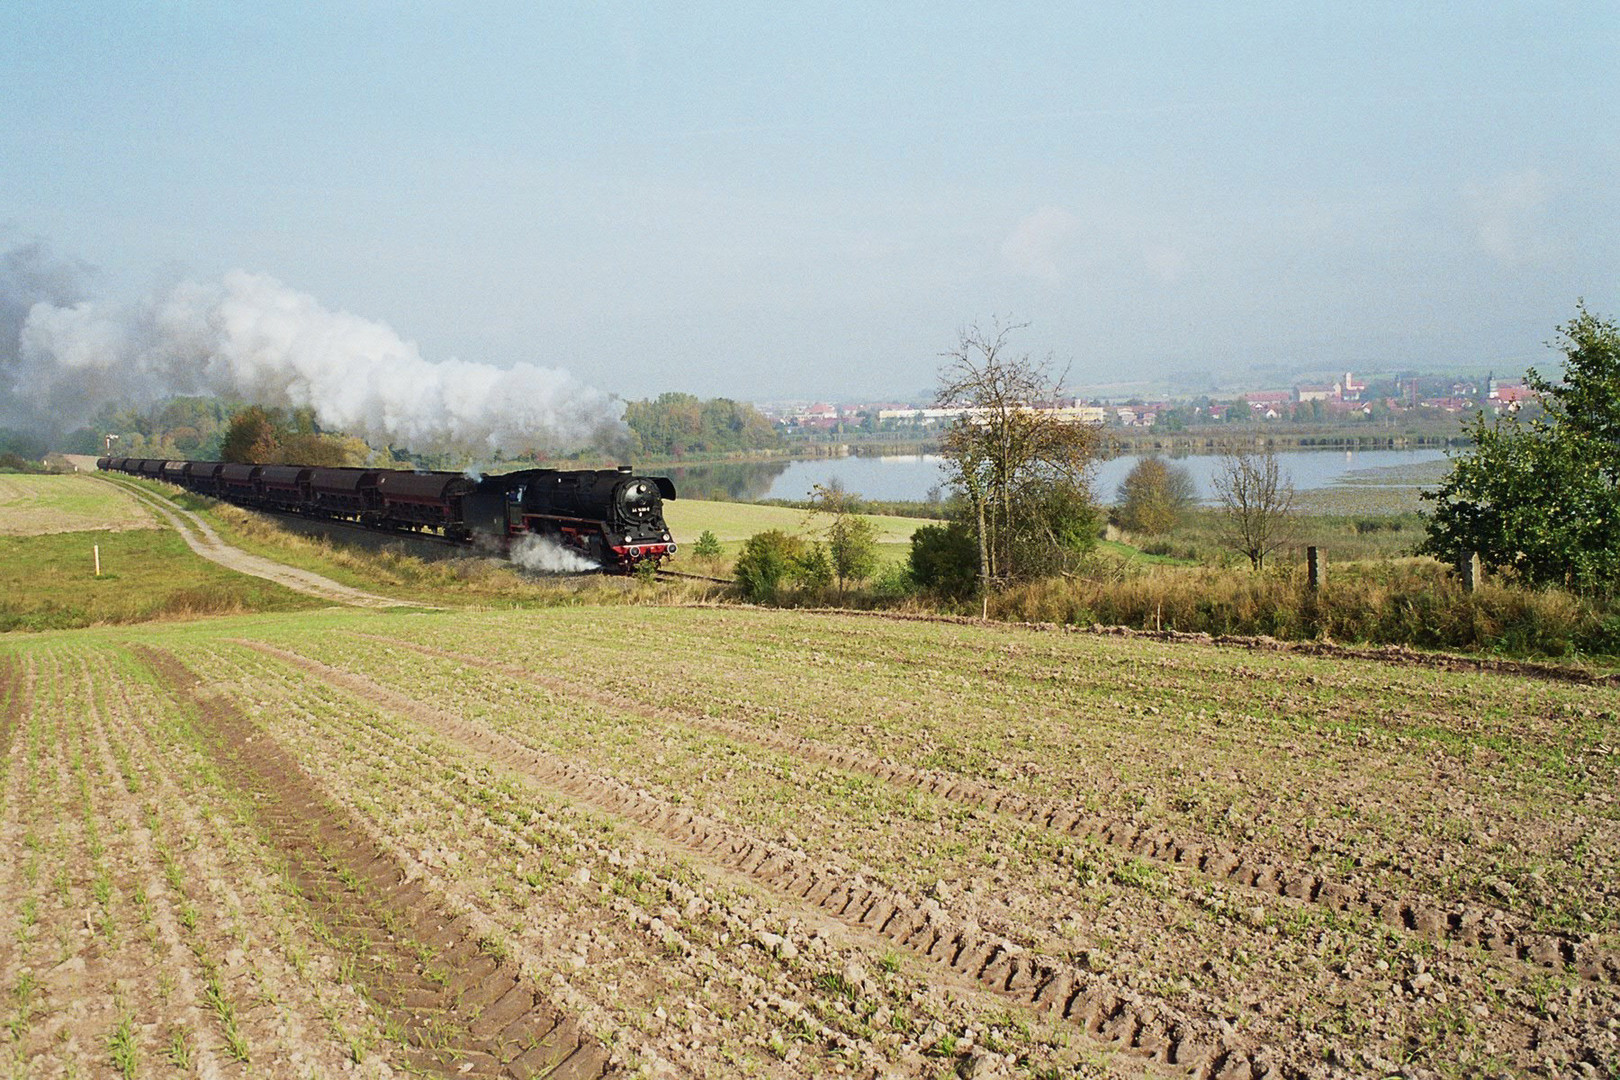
[{"x1": 4, "y1": 2, "x2": 1615, "y2": 401}]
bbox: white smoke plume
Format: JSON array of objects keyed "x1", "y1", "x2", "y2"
[
  {"x1": 508, "y1": 534, "x2": 600, "y2": 574},
  {"x1": 5, "y1": 253, "x2": 625, "y2": 455},
  {"x1": 0, "y1": 241, "x2": 96, "y2": 433}
]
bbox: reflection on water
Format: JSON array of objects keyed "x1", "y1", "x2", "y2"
[
  {"x1": 659, "y1": 448, "x2": 1452, "y2": 505},
  {"x1": 661, "y1": 460, "x2": 794, "y2": 501}
]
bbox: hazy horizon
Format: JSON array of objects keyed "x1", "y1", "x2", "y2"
[{"x1": 5, "y1": 4, "x2": 1615, "y2": 423}]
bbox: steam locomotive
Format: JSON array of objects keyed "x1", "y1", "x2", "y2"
[{"x1": 97, "y1": 456, "x2": 677, "y2": 571}]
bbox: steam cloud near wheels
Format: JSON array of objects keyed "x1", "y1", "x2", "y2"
[{"x1": 0, "y1": 242, "x2": 626, "y2": 455}]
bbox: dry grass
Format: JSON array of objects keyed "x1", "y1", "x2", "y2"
[
  {"x1": 202, "y1": 501, "x2": 727, "y2": 609},
  {"x1": 989, "y1": 557, "x2": 1620, "y2": 660}
]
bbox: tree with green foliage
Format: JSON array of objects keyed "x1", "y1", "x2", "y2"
[
  {"x1": 1115, "y1": 457, "x2": 1195, "y2": 535},
  {"x1": 218, "y1": 405, "x2": 370, "y2": 466},
  {"x1": 1421, "y1": 304, "x2": 1620, "y2": 595},
  {"x1": 907, "y1": 520, "x2": 979, "y2": 599},
  {"x1": 936, "y1": 319, "x2": 1099, "y2": 591},
  {"x1": 623, "y1": 393, "x2": 781, "y2": 458},
  {"x1": 219, "y1": 406, "x2": 282, "y2": 464},
  {"x1": 732, "y1": 530, "x2": 809, "y2": 601},
  {"x1": 690, "y1": 530, "x2": 722, "y2": 558},
  {"x1": 807, "y1": 481, "x2": 878, "y2": 595}
]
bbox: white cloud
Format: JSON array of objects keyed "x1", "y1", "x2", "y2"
[{"x1": 17, "y1": 271, "x2": 624, "y2": 453}]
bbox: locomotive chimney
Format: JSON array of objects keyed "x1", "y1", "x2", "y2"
[{"x1": 617, "y1": 465, "x2": 631, "y2": 473}]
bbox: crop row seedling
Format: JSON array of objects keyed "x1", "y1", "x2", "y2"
[{"x1": 174, "y1": 641, "x2": 989, "y2": 1076}]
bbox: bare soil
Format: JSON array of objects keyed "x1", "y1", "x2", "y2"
[{"x1": 2, "y1": 604, "x2": 1615, "y2": 1079}]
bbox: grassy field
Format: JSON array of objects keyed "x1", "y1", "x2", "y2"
[
  {"x1": 664, "y1": 497, "x2": 935, "y2": 568},
  {"x1": 0, "y1": 472, "x2": 156, "y2": 535},
  {"x1": 0, "y1": 527, "x2": 319, "y2": 631},
  {"x1": 0, "y1": 475, "x2": 316, "y2": 631},
  {"x1": 1, "y1": 605, "x2": 1615, "y2": 1078}
]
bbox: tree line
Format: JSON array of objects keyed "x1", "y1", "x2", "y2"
[
  {"x1": 622, "y1": 393, "x2": 781, "y2": 458},
  {"x1": 728, "y1": 303, "x2": 1620, "y2": 612}
]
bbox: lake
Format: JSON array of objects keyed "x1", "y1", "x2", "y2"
[{"x1": 664, "y1": 448, "x2": 1452, "y2": 504}]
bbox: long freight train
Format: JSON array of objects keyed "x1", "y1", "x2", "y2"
[{"x1": 97, "y1": 456, "x2": 677, "y2": 571}]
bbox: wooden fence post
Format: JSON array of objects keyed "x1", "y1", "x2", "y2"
[
  {"x1": 1461, "y1": 551, "x2": 1481, "y2": 592},
  {"x1": 1307, "y1": 546, "x2": 1324, "y2": 591}
]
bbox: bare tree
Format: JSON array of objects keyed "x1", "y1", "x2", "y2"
[
  {"x1": 937, "y1": 319, "x2": 1098, "y2": 591},
  {"x1": 1213, "y1": 445, "x2": 1297, "y2": 570}
]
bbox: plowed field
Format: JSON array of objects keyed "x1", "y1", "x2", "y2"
[{"x1": 2, "y1": 607, "x2": 1616, "y2": 1079}]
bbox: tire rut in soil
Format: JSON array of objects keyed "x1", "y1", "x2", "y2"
[
  {"x1": 247, "y1": 640, "x2": 1286, "y2": 1080},
  {"x1": 0, "y1": 654, "x2": 24, "y2": 754},
  {"x1": 137, "y1": 645, "x2": 614, "y2": 1080},
  {"x1": 360, "y1": 633, "x2": 1619, "y2": 987}
]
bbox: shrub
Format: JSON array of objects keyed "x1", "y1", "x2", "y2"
[
  {"x1": 794, "y1": 543, "x2": 834, "y2": 590},
  {"x1": 908, "y1": 522, "x2": 978, "y2": 599},
  {"x1": 733, "y1": 530, "x2": 809, "y2": 601},
  {"x1": 871, "y1": 561, "x2": 917, "y2": 599},
  {"x1": 1575, "y1": 614, "x2": 1620, "y2": 659},
  {"x1": 691, "y1": 530, "x2": 722, "y2": 558}
]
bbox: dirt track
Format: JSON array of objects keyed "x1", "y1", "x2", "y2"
[{"x1": 94, "y1": 475, "x2": 415, "y2": 609}]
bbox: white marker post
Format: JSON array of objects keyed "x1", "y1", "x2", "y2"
[{"x1": 94, "y1": 544, "x2": 101, "y2": 577}]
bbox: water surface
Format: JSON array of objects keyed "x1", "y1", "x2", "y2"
[{"x1": 665, "y1": 448, "x2": 1451, "y2": 505}]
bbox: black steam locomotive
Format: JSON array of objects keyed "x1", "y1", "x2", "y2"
[{"x1": 97, "y1": 456, "x2": 677, "y2": 571}]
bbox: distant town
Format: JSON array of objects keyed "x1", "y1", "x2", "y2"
[{"x1": 761, "y1": 371, "x2": 1535, "y2": 434}]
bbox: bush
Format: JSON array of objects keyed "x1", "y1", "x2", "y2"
[
  {"x1": 909, "y1": 522, "x2": 979, "y2": 599},
  {"x1": 691, "y1": 530, "x2": 722, "y2": 557},
  {"x1": 733, "y1": 530, "x2": 809, "y2": 601},
  {"x1": 0, "y1": 452, "x2": 48, "y2": 474},
  {"x1": 1575, "y1": 614, "x2": 1620, "y2": 659},
  {"x1": 871, "y1": 561, "x2": 917, "y2": 599},
  {"x1": 1007, "y1": 480, "x2": 1099, "y2": 576},
  {"x1": 795, "y1": 544, "x2": 834, "y2": 590}
]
